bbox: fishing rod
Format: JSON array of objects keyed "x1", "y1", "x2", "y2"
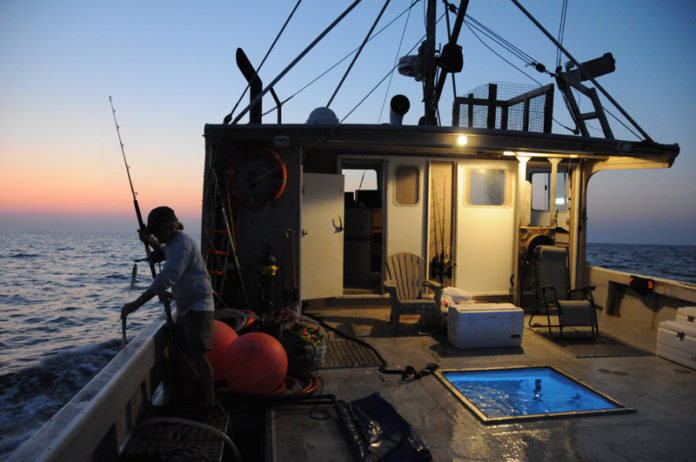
[{"x1": 109, "y1": 96, "x2": 174, "y2": 339}]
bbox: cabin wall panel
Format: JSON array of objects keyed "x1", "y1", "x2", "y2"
[{"x1": 204, "y1": 142, "x2": 302, "y2": 312}]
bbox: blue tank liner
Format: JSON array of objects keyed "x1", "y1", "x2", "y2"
[{"x1": 437, "y1": 366, "x2": 634, "y2": 424}]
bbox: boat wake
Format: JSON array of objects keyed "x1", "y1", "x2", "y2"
[{"x1": 0, "y1": 339, "x2": 121, "y2": 458}]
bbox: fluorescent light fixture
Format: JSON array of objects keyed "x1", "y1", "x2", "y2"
[{"x1": 502, "y1": 151, "x2": 588, "y2": 159}]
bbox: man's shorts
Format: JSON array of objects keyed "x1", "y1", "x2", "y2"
[{"x1": 176, "y1": 310, "x2": 214, "y2": 353}]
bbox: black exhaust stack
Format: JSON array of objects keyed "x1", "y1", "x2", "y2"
[{"x1": 236, "y1": 48, "x2": 262, "y2": 124}]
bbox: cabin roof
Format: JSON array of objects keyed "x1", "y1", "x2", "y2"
[{"x1": 204, "y1": 123, "x2": 679, "y2": 166}]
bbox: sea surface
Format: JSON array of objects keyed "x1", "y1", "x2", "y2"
[
  {"x1": 585, "y1": 243, "x2": 696, "y2": 284},
  {"x1": 0, "y1": 232, "x2": 163, "y2": 458},
  {"x1": 0, "y1": 233, "x2": 694, "y2": 458}
]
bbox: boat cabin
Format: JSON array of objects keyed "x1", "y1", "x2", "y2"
[{"x1": 201, "y1": 89, "x2": 678, "y2": 313}]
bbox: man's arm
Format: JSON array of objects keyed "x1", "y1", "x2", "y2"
[{"x1": 121, "y1": 289, "x2": 156, "y2": 319}]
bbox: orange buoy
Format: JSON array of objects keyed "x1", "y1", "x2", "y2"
[
  {"x1": 206, "y1": 320, "x2": 239, "y2": 381},
  {"x1": 223, "y1": 332, "x2": 288, "y2": 395}
]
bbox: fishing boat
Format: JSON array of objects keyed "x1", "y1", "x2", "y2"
[{"x1": 10, "y1": 1, "x2": 696, "y2": 461}]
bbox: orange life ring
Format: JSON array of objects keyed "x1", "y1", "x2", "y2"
[{"x1": 224, "y1": 146, "x2": 287, "y2": 207}]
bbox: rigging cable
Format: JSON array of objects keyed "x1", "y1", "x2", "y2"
[
  {"x1": 223, "y1": 0, "x2": 302, "y2": 124},
  {"x1": 463, "y1": 16, "x2": 577, "y2": 134},
  {"x1": 510, "y1": 0, "x2": 653, "y2": 142},
  {"x1": 230, "y1": 0, "x2": 363, "y2": 125},
  {"x1": 378, "y1": 1, "x2": 415, "y2": 123},
  {"x1": 555, "y1": 0, "x2": 568, "y2": 70},
  {"x1": 327, "y1": 0, "x2": 391, "y2": 108},
  {"x1": 465, "y1": 15, "x2": 546, "y2": 75},
  {"x1": 590, "y1": 105, "x2": 642, "y2": 139},
  {"x1": 553, "y1": 0, "x2": 580, "y2": 134},
  {"x1": 551, "y1": 1, "x2": 640, "y2": 139},
  {"x1": 339, "y1": 12, "x2": 446, "y2": 124},
  {"x1": 263, "y1": 1, "x2": 422, "y2": 118},
  {"x1": 463, "y1": 19, "x2": 542, "y2": 85}
]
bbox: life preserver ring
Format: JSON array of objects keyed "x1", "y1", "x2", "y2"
[{"x1": 223, "y1": 146, "x2": 287, "y2": 207}]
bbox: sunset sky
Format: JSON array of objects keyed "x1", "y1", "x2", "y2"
[{"x1": 1, "y1": 0, "x2": 694, "y2": 244}]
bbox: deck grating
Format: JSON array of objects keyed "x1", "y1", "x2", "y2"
[
  {"x1": 121, "y1": 413, "x2": 228, "y2": 462},
  {"x1": 321, "y1": 338, "x2": 382, "y2": 368}
]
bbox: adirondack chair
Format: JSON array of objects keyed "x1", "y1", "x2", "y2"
[
  {"x1": 384, "y1": 252, "x2": 442, "y2": 327},
  {"x1": 531, "y1": 245, "x2": 599, "y2": 339}
]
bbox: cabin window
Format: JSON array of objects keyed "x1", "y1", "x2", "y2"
[
  {"x1": 531, "y1": 172, "x2": 569, "y2": 211},
  {"x1": 466, "y1": 168, "x2": 510, "y2": 206},
  {"x1": 394, "y1": 166, "x2": 419, "y2": 205}
]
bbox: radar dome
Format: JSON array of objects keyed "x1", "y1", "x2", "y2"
[{"x1": 306, "y1": 107, "x2": 338, "y2": 124}]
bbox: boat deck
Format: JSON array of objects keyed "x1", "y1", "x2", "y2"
[{"x1": 264, "y1": 297, "x2": 696, "y2": 461}]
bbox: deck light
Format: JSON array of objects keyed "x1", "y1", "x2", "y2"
[{"x1": 503, "y1": 151, "x2": 586, "y2": 160}]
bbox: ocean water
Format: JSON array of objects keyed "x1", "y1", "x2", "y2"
[
  {"x1": 0, "y1": 234, "x2": 694, "y2": 458},
  {"x1": 0, "y1": 232, "x2": 163, "y2": 458},
  {"x1": 586, "y1": 243, "x2": 696, "y2": 284}
]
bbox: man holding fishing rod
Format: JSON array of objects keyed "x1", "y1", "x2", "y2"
[{"x1": 121, "y1": 206, "x2": 216, "y2": 412}]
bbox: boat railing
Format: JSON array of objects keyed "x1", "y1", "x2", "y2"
[
  {"x1": 452, "y1": 82, "x2": 554, "y2": 133},
  {"x1": 584, "y1": 265, "x2": 696, "y2": 350},
  {"x1": 8, "y1": 317, "x2": 170, "y2": 462}
]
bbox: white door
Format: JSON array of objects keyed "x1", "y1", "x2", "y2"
[
  {"x1": 454, "y1": 160, "x2": 517, "y2": 295},
  {"x1": 385, "y1": 158, "x2": 426, "y2": 257},
  {"x1": 300, "y1": 173, "x2": 344, "y2": 300}
]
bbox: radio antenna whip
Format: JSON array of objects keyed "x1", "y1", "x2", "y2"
[{"x1": 109, "y1": 96, "x2": 174, "y2": 327}]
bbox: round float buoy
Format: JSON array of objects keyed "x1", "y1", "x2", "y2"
[
  {"x1": 223, "y1": 332, "x2": 288, "y2": 394},
  {"x1": 206, "y1": 320, "x2": 239, "y2": 381}
]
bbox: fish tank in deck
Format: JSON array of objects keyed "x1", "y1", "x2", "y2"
[{"x1": 436, "y1": 366, "x2": 633, "y2": 424}]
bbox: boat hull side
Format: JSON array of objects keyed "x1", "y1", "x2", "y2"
[{"x1": 8, "y1": 318, "x2": 169, "y2": 462}]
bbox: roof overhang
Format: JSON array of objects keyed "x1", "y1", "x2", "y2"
[{"x1": 204, "y1": 123, "x2": 679, "y2": 166}]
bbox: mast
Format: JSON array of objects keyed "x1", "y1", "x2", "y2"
[
  {"x1": 422, "y1": 0, "x2": 437, "y2": 125},
  {"x1": 420, "y1": 0, "x2": 467, "y2": 125}
]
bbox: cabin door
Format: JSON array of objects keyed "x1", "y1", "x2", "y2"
[
  {"x1": 385, "y1": 158, "x2": 426, "y2": 257},
  {"x1": 342, "y1": 161, "x2": 383, "y2": 293},
  {"x1": 454, "y1": 160, "x2": 516, "y2": 295},
  {"x1": 300, "y1": 172, "x2": 344, "y2": 300}
]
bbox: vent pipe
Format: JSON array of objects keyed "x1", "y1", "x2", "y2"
[{"x1": 389, "y1": 94, "x2": 410, "y2": 126}]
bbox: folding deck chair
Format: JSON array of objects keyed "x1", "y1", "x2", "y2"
[
  {"x1": 530, "y1": 245, "x2": 599, "y2": 339},
  {"x1": 384, "y1": 252, "x2": 442, "y2": 327}
]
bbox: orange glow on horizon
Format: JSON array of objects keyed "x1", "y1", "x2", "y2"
[{"x1": 0, "y1": 158, "x2": 203, "y2": 218}]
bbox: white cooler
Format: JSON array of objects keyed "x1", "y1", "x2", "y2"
[
  {"x1": 676, "y1": 306, "x2": 696, "y2": 323},
  {"x1": 447, "y1": 303, "x2": 524, "y2": 349},
  {"x1": 657, "y1": 320, "x2": 696, "y2": 370}
]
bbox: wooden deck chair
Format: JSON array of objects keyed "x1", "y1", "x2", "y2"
[
  {"x1": 530, "y1": 245, "x2": 599, "y2": 339},
  {"x1": 384, "y1": 252, "x2": 442, "y2": 327}
]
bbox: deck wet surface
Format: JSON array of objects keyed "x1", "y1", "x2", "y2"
[{"x1": 269, "y1": 298, "x2": 696, "y2": 461}]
